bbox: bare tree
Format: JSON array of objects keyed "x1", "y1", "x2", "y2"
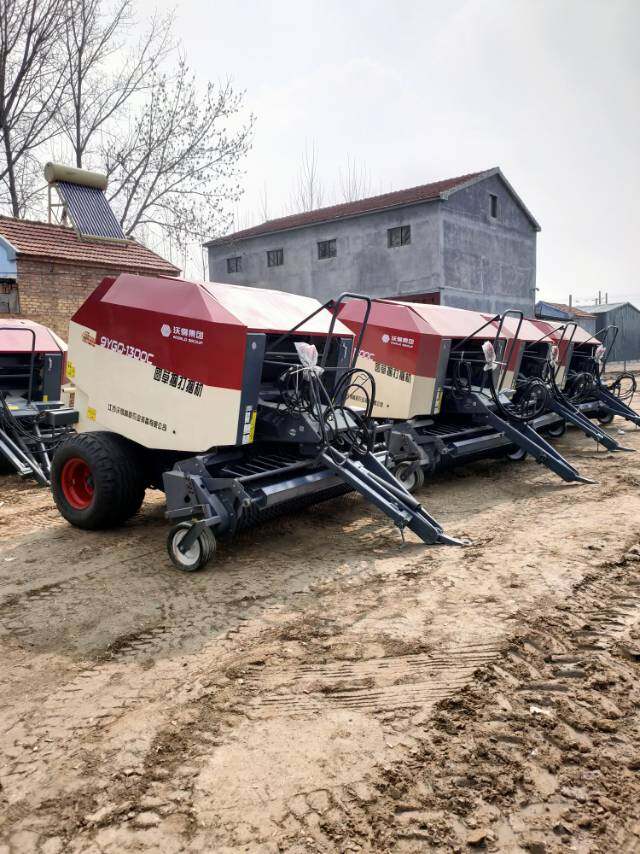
[
  {"x1": 60, "y1": 0, "x2": 172, "y2": 169},
  {"x1": 0, "y1": 0, "x2": 68, "y2": 216},
  {"x1": 338, "y1": 154, "x2": 372, "y2": 202},
  {"x1": 257, "y1": 181, "x2": 269, "y2": 222},
  {"x1": 103, "y1": 61, "x2": 254, "y2": 248},
  {"x1": 290, "y1": 142, "x2": 323, "y2": 212}
]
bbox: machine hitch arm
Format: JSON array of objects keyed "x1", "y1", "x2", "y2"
[
  {"x1": 320, "y1": 447, "x2": 467, "y2": 546},
  {"x1": 594, "y1": 386, "x2": 640, "y2": 427},
  {"x1": 471, "y1": 393, "x2": 595, "y2": 484},
  {"x1": 546, "y1": 394, "x2": 633, "y2": 451}
]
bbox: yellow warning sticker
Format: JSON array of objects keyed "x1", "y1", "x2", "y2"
[
  {"x1": 66, "y1": 361, "x2": 76, "y2": 379},
  {"x1": 248, "y1": 409, "x2": 257, "y2": 442},
  {"x1": 435, "y1": 388, "x2": 443, "y2": 414},
  {"x1": 87, "y1": 406, "x2": 96, "y2": 421}
]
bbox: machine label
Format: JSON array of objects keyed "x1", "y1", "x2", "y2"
[
  {"x1": 107, "y1": 403, "x2": 167, "y2": 432},
  {"x1": 374, "y1": 361, "x2": 412, "y2": 383},
  {"x1": 66, "y1": 360, "x2": 76, "y2": 379},
  {"x1": 100, "y1": 336, "x2": 154, "y2": 364},
  {"x1": 161, "y1": 322, "x2": 204, "y2": 344},
  {"x1": 86, "y1": 407, "x2": 96, "y2": 421},
  {"x1": 82, "y1": 331, "x2": 96, "y2": 347},
  {"x1": 153, "y1": 367, "x2": 203, "y2": 396},
  {"x1": 382, "y1": 333, "x2": 415, "y2": 349}
]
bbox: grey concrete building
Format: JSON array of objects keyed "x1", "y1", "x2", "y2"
[
  {"x1": 573, "y1": 302, "x2": 640, "y2": 363},
  {"x1": 205, "y1": 167, "x2": 541, "y2": 315}
]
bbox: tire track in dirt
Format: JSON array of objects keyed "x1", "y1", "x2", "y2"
[
  {"x1": 1, "y1": 420, "x2": 640, "y2": 851},
  {"x1": 308, "y1": 549, "x2": 640, "y2": 852}
]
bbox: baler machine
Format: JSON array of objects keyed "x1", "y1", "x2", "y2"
[
  {"x1": 337, "y1": 299, "x2": 593, "y2": 488},
  {"x1": 0, "y1": 320, "x2": 78, "y2": 484},
  {"x1": 501, "y1": 316, "x2": 632, "y2": 453},
  {"x1": 50, "y1": 274, "x2": 464, "y2": 571},
  {"x1": 559, "y1": 324, "x2": 640, "y2": 429}
]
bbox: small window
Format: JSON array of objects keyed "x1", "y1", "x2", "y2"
[
  {"x1": 267, "y1": 248, "x2": 284, "y2": 267},
  {"x1": 0, "y1": 282, "x2": 19, "y2": 313},
  {"x1": 317, "y1": 239, "x2": 337, "y2": 260},
  {"x1": 489, "y1": 193, "x2": 498, "y2": 218},
  {"x1": 226, "y1": 256, "x2": 242, "y2": 274},
  {"x1": 387, "y1": 225, "x2": 411, "y2": 248}
]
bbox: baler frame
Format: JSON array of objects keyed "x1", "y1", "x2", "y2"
[{"x1": 160, "y1": 292, "x2": 464, "y2": 569}]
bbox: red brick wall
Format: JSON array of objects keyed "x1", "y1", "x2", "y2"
[{"x1": 0, "y1": 257, "x2": 177, "y2": 341}]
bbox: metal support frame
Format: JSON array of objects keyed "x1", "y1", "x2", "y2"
[
  {"x1": 321, "y1": 446, "x2": 465, "y2": 545},
  {"x1": 471, "y1": 392, "x2": 594, "y2": 484}
]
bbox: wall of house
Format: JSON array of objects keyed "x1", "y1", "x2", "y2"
[
  {"x1": 208, "y1": 201, "x2": 444, "y2": 302},
  {"x1": 207, "y1": 174, "x2": 539, "y2": 315},
  {"x1": 0, "y1": 258, "x2": 172, "y2": 340},
  {"x1": 439, "y1": 173, "x2": 537, "y2": 316},
  {"x1": 595, "y1": 305, "x2": 640, "y2": 363}
]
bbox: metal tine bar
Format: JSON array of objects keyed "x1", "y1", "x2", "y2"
[
  {"x1": 450, "y1": 313, "x2": 501, "y2": 353},
  {"x1": 268, "y1": 299, "x2": 336, "y2": 354},
  {"x1": 320, "y1": 293, "x2": 372, "y2": 371},
  {"x1": 552, "y1": 321, "x2": 577, "y2": 381},
  {"x1": 493, "y1": 309, "x2": 524, "y2": 393}
]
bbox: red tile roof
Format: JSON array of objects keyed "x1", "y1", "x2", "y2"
[
  {"x1": 0, "y1": 216, "x2": 179, "y2": 275},
  {"x1": 206, "y1": 169, "x2": 495, "y2": 245},
  {"x1": 545, "y1": 301, "x2": 595, "y2": 318}
]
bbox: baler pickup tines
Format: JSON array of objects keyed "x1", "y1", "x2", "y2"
[
  {"x1": 321, "y1": 447, "x2": 466, "y2": 546},
  {"x1": 472, "y1": 393, "x2": 595, "y2": 484}
]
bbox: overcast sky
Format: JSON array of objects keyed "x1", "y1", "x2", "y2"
[{"x1": 140, "y1": 0, "x2": 639, "y2": 305}]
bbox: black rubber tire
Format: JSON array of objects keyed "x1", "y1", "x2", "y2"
[
  {"x1": 597, "y1": 410, "x2": 614, "y2": 426},
  {"x1": 395, "y1": 461, "x2": 425, "y2": 493},
  {"x1": 507, "y1": 446, "x2": 527, "y2": 462},
  {"x1": 167, "y1": 522, "x2": 216, "y2": 572},
  {"x1": 546, "y1": 419, "x2": 566, "y2": 438},
  {"x1": 51, "y1": 431, "x2": 145, "y2": 529}
]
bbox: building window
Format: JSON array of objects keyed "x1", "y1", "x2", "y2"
[
  {"x1": 0, "y1": 281, "x2": 19, "y2": 313},
  {"x1": 489, "y1": 193, "x2": 498, "y2": 218},
  {"x1": 226, "y1": 256, "x2": 242, "y2": 274},
  {"x1": 317, "y1": 239, "x2": 337, "y2": 260},
  {"x1": 387, "y1": 225, "x2": 411, "y2": 248},
  {"x1": 267, "y1": 248, "x2": 284, "y2": 267}
]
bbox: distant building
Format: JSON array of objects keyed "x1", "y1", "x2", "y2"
[
  {"x1": 0, "y1": 217, "x2": 179, "y2": 340},
  {"x1": 573, "y1": 302, "x2": 640, "y2": 364},
  {"x1": 205, "y1": 167, "x2": 540, "y2": 316},
  {"x1": 535, "y1": 300, "x2": 597, "y2": 336}
]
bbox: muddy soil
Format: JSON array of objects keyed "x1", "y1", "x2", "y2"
[{"x1": 1, "y1": 416, "x2": 640, "y2": 853}]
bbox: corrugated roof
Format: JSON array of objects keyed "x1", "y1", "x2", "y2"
[
  {"x1": 0, "y1": 216, "x2": 179, "y2": 275},
  {"x1": 574, "y1": 302, "x2": 630, "y2": 314},
  {"x1": 540, "y1": 301, "x2": 595, "y2": 318},
  {"x1": 206, "y1": 167, "x2": 540, "y2": 246}
]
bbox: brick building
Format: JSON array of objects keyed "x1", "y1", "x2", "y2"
[{"x1": 0, "y1": 217, "x2": 179, "y2": 340}]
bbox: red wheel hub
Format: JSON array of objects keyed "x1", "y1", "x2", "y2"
[{"x1": 60, "y1": 458, "x2": 94, "y2": 510}]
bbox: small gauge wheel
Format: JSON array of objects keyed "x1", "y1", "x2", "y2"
[
  {"x1": 167, "y1": 522, "x2": 217, "y2": 572},
  {"x1": 546, "y1": 419, "x2": 566, "y2": 438},
  {"x1": 597, "y1": 410, "x2": 614, "y2": 426},
  {"x1": 395, "y1": 461, "x2": 425, "y2": 493},
  {"x1": 507, "y1": 446, "x2": 527, "y2": 462}
]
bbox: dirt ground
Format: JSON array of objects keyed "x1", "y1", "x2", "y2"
[{"x1": 2, "y1": 415, "x2": 640, "y2": 853}]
